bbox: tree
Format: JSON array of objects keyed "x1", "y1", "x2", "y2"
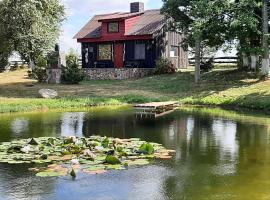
[
  {"x1": 162, "y1": 0, "x2": 229, "y2": 83},
  {"x1": 0, "y1": 0, "x2": 65, "y2": 67},
  {"x1": 262, "y1": 0, "x2": 269, "y2": 75},
  {"x1": 228, "y1": 0, "x2": 263, "y2": 71}
]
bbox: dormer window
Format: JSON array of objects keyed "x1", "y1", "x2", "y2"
[{"x1": 108, "y1": 22, "x2": 119, "y2": 33}]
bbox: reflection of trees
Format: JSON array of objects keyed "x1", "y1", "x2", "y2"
[
  {"x1": 0, "y1": 164, "x2": 56, "y2": 199},
  {"x1": 61, "y1": 112, "x2": 86, "y2": 137}
]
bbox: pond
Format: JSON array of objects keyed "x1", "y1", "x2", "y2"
[{"x1": 0, "y1": 106, "x2": 270, "y2": 200}]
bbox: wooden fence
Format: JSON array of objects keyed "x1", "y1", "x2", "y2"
[{"x1": 189, "y1": 56, "x2": 238, "y2": 65}]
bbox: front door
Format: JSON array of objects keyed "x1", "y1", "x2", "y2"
[{"x1": 114, "y1": 43, "x2": 124, "y2": 68}]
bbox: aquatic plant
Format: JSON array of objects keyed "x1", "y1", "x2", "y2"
[{"x1": 0, "y1": 136, "x2": 175, "y2": 178}]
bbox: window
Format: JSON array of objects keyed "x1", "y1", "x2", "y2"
[
  {"x1": 98, "y1": 44, "x2": 112, "y2": 60},
  {"x1": 108, "y1": 22, "x2": 119, "y2": 33},
  {"x1": 170, "y1": 46, "x2": 179, "y2": 57},
  {"x1": 135, "y1": 43, "x2": 146, "y2": 60}
]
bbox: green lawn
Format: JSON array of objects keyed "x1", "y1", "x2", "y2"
[{"x1": 0, "y1": 67, "x2": 270, "y2": 113}]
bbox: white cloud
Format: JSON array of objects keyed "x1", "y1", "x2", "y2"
[{"x1": 61, "y1": 0, "x2": 150, "y2": 16}]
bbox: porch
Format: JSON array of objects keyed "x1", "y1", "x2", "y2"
[{"x1": 81, "y1": 40, "x2": 156, "y2": 69}]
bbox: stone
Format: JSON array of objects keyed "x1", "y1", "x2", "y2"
[
  {"x1": 83, "y1": 68, "x2": 155, "y2": 80},
  {"x1": 46, "y1": 69, "x2": 62, "y2": 84},
  {"x1": 39, "y1": 89, "x2": 58, "y2": 99}
]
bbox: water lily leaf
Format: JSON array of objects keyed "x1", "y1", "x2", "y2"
[
  {"x1": 155, "y1": 155, "x2": 172, "y2": 159},
  {"x1": 32, "y1": 159, "x2": 52, "y2": 164},
  {"x1": 83, "y1": 169, "x2": 107, "y2": 175},
  {"x1": 139, "y1": 143, "x2": 154, "y2": 155},
  {"x1": 0, "y1": 136, "x2": 174, "y2": 176},
  {"x1": 105, "y1": 155, "x2": 121, "y2": 165},
  {"x1": 8, "y1": 160, "x2": 31, "y2": 164},
  {"x1": 102, "y1": 137, "x2": 109, "y2": 148},
  {"x1": 84, "y1": 164, "x2": 106, "y2": 171},
  {"x1": 125, "y1": 159, "x2": 150, "y2": 166},
  {"x1": 105, "y1": 164, "x2": 125, "y2": 170},
  {"x1": 36, "y1": 171, "x2": 67, "y2": 177}
]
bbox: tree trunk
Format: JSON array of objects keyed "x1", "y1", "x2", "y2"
[
  {"x1": 242, "y1": 53, "x2": 249, "y2": 69},
  {"x1": 29, "y1": 59, "x2": 35, "y2": 70},
  {"x1": 250, "y1": 54, "x2": 257, "y2": 71},
  {"x1": 262, "y1": 0, "x2": 269, "y2": 75},
  {"x1": 195, "y1": 38, "x2": 201, "y2": 83}
]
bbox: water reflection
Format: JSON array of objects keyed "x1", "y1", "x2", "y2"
[
  {"x1": 11, "y1": 118, "x2": 29, "y2": 136},
  {"x1": 0, "y1": 107, "x2": 270, "y2": 199},
  {"x1": 61, "y1": 112, "x2": 86, "y2": 137}
]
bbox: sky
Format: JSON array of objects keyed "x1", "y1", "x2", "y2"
[{"x1": 59, "y1": 0, "x2": 163, "y2": 54}]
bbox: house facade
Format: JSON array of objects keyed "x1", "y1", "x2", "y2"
[{"x1": 74, "y1": 2, "x2": 189, "y2": 80}]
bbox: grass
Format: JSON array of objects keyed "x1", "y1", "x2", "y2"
[{"x1": 0, "y1": 67, "x2": 270, "y2": 113}]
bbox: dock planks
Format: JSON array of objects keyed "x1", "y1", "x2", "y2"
[{"x1": 134, "y1": 101, "x2": 179, "y2": 118}]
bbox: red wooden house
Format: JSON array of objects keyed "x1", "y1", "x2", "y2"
[{"x1": 74, "y1": 2, "x2": 189, "y2": 79}]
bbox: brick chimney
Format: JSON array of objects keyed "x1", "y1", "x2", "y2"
[{"x1": 130, "y1": 2, "x2": 144, "y2": 13}]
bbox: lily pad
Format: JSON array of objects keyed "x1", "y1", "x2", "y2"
[
  {"x1": 0, "y1": 136, "x2": 174, "y2": 178},
  {"x1": 105, "y1": 155, "x2": 121, "y2": 165},
  {"x1": 125, "y1": 159, "x2": 150, "y2": 166},
  {"x1": 139, "y1": 143, "x2": 154, "y2": 155},
  {"x1": 36, "y1": 171, "x2": 67, "y2": 177}
]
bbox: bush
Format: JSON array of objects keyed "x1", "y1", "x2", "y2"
[
  {"x1": 154, "y1": 58, "x2": 177, "y2": 75},
  {"x1": 62, "y1": 53, "x2": 84, "y2": 84},
  {"x1": 0, "y1": 57, "x2": 9, "y2": 72},
  {"x1": 200, "y1": 57, "x2": 214, "y2": 72},
  {"x1": 10, "y1": 62, "x2": 19, "y2": 71},
  {"x1": 28, "y1": 55, "x2": 48, "y2": 82}
]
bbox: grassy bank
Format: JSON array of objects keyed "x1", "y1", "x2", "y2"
[{"x1": 0, "y1": 68, "x2": 270, "y2": 113}]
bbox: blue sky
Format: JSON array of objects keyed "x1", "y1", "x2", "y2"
[{"x1": 60, "y1": 0, "x2": 163, "y2": 53}]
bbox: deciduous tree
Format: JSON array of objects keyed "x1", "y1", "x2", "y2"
[
  {"x1": 0, "y1": 0, "x2": 65, "y2": 67},
  {"x1": 162, "y1": 0, "x2": 229, "y2": 83}
]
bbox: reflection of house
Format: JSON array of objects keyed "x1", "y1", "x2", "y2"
[{"x1": 74, "y1": 2, "x2": 189, "y2": 79}]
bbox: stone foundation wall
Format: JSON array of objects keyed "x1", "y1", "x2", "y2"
[{"x1": 83, "y1": 68, "x2": 155, "y2": 80}]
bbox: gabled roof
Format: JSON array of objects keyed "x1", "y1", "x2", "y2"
[{"x1": 74, "y1": 9, "x2": 166, "y2": 39}]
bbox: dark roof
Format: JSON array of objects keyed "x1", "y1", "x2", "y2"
[{"x1": 74, "y1": 9, "x2": 165, "y2": 39}]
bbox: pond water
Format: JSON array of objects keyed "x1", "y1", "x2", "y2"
[{"x1": 0, "y1": 106, "x2": 270, "y2": 200}]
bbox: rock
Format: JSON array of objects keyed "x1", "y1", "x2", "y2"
[{"x1": 39, "y1": 89, "x2": 58, "y2": 99}]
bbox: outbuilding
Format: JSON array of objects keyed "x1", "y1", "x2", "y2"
[{"x1": 74, "y1": 2, "x2": 189, "y2": 79}]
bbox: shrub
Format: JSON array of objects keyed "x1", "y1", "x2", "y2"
[
  {"x1": 62, "y1": 52, "x2": 84, "y2": 84},
  {"x1": 0, "y1": 56, "x2": 9, "y2": 72},
  {"x1": 28, "y1": 55, "x2": 48, "y2": 82},
  {"x1": 66, "y1": 50, "x2": 78, "y2": 67},
  {"x1": 154, "y1": 58, "x2": 177, "y2": 75},
  {"x1": 200, "y1": 57, "x2": 214, "y2": 72},
  {"x1": 10, "y1": 62, "x2": 19, "y2": 71}
]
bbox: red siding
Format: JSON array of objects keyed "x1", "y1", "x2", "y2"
[
  {"x1": 102, "y1": 20, "x2": 125, "y2": 39},
  {"x1": 125, "y1": 15, "x2": 140, "y2": 33},
  {"x1": 78, "y1": 35, "x2": 153, "y2": 43},
  {"x1": 78, "y1": 16, "x2": 154, "y2": 43}
]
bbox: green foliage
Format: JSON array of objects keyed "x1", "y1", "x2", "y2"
[
  {"x1": 0, "y1": 0, "x2": 65, "y2": 62},
  {"x1": 66, "y1": 49, "x2": 78, "y2": 67},
  {"x1": 139, "y1": 143, "x2": 154, "y2": 155},
  {"x1": 162, "y1": 0, "x2": 229, "y2": 49},
  {"x1": 155, "y1": 58, "x2": 177, "y2": 75},
  {"x1": 105, "y1": 155, "x2": 121, "y2": 165},
  {"x1": 0, "y1": 136, "x2": 173, "y2": 177},
  {"x1": 28, "y1": 55, "x2": 48, "y2": 82},
  {"x1": 200, "y1": 57, "x2": 214, "y2": 73},
  {"x1": 62, "y1": 51, "x2": 85, "y2": 84}
]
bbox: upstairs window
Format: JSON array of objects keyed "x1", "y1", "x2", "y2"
[
  {"x1": 98, "y1": 44, "x2": 112, "y2": 60},
  {"x1": 108, "y1": 22, "x2": 119, "y2": 33},
  {"x1": 135, "y1": 43, "x2": 146, "y2": 60}
]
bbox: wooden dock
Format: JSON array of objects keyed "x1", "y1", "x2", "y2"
[{"x1": 134, "y1": 101, "x2": 179, "y2": 118}]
